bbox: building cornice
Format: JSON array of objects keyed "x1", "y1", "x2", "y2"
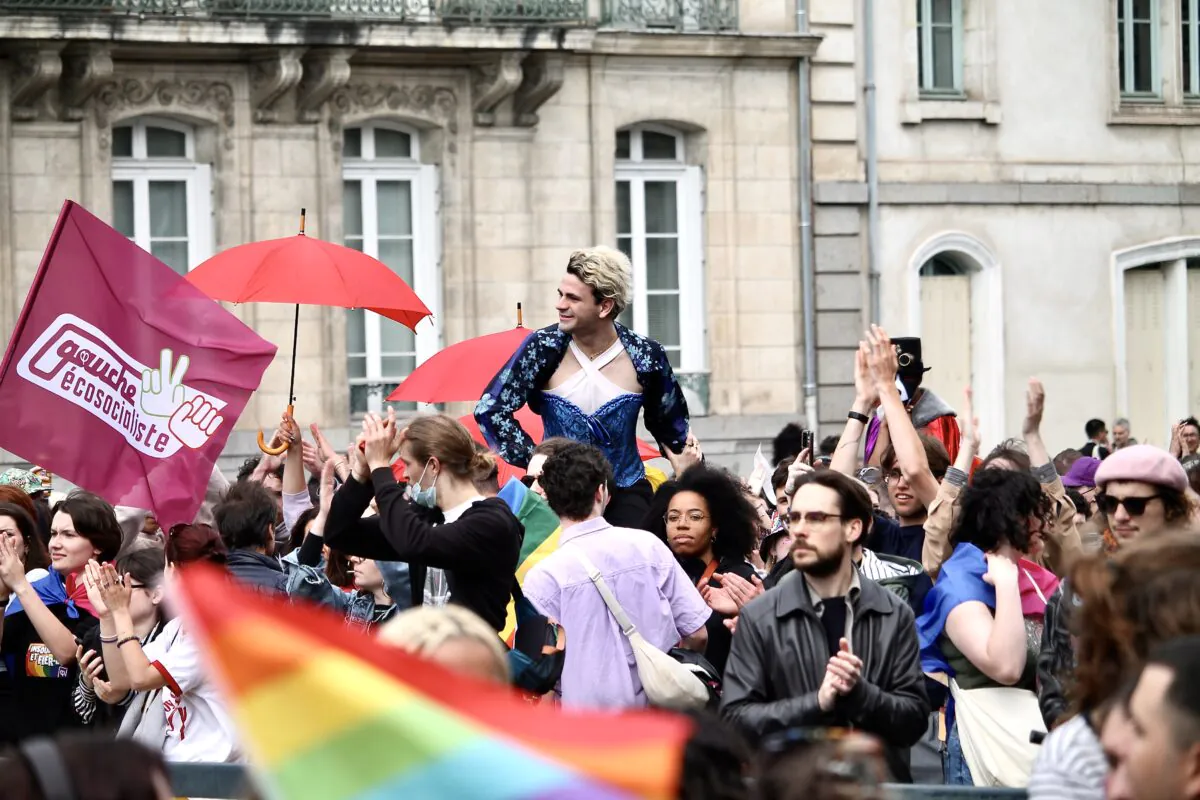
[{"x1": 0, "y1": 16, "x2": 820, "y2": 60}]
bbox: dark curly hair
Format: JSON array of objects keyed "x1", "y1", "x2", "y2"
[
  {"x1": 951, "y1": 468, "x2": 1051, "y2": 554},
  {"x1": 540, "y1": 441, "x2": 614, "y2": 521},
  {"x1": 646, "y1": 465, "x2": 760, "y2": 563},
  {"x1": 980, "y1": 438, "x2": 1033, "y2": 472}
]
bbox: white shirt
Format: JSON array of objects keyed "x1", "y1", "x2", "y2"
[
  {"x1": 423, "y1": 495, "x2": 486, "y2": 607},
  {"x1": 141, "y1": 617, "x2": 239, "y2": 763}
]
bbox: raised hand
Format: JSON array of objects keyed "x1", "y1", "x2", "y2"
[
  {"x1": 97, "y1": 563, "x2": 132, "y2": 615},
  {"x1": 346, "y1": 439, "x2": 370, "y2": 483},
  {"x1": 362, "y1": 408, "x2": 399, "y2": 471},
  {"x1": 785, "y1": 450, "x2": 815, "y2": 496},
  {"x1": 82, "y1": 560, "x2": 111, "y2": 618},
  {"x1": 0, "y1": 535, "x2": 26, "y2": 593},
  {"x1": 317, "y1": 458, "x2": 336, "y2": 520},
  {"x1": 864, "y1": 325, "x2": 899, "y2": 393},
  {"x1": 961, "y1": 387, "x2": 982, "y2": 453},
  {"x1": 169, "y1": 397, "x2": 224, "y2": 450},
  {"x1": 140, "y1": 348, "x2": 190, "y2": 418},
  {"x1": 853, "y1": 343, "x2": 880, "y2": 408},
  {"x1": 1023, "y1": 378, "x2": 1045, "y2": 438},
  {"x1": 662, "y1": 436, "x2": 703, "y2": 477}
]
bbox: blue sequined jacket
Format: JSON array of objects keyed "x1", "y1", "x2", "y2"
[{"x1": 474, "y1": 323, "x2": 690, "y2": 488}]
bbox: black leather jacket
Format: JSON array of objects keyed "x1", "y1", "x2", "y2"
[{"x1": 720, "y1": 570, "x2": 930, "y2": 780}]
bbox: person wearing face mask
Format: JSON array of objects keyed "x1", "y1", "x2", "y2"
[{"x1": 323, "y1": 411, "x2": 522, "y2": 633}]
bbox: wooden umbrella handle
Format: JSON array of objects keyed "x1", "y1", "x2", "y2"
[{"x1": 257, "y1": 404, "x2": 294, "y2": 456}]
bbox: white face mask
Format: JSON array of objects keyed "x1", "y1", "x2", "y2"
[{"x1": 895, "y1": 377, "x2": 909, "y2": 404}]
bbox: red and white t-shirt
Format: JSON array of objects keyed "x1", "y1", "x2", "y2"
[{"x1": 141, "y1": 617, "x2": 238, "y2": 763}]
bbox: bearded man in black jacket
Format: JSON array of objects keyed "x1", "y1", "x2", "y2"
[{"x1": 720, "y1": 470, "x2": 929, "y2": 782}]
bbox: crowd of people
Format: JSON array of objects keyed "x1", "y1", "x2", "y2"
[{"x1": 3, "y1": 246, "x2": 1200, "y2": 799}]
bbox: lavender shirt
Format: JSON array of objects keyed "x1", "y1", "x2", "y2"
[{"x1": 523, "y1": 517, "x2": 712, "y2": 709}]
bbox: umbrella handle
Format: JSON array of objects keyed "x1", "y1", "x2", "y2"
[{"x1": 257, "y1": 404, "x2": 294, "y2": 456}]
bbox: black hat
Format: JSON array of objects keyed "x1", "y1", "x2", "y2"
[{"x1": 891, "y1": 337, "x2": 931, "y2": 376}]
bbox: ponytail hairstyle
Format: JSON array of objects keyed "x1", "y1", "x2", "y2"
[
  {"x1": 1069, "y1": 530, "x2": 1200, "y2": 715},
  {"x1": 403, "y1": 414, "x2": 496, "y2": 483}
]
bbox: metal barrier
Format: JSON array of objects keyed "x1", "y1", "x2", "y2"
[{"x1": 168, "y1": 762, "x2": 1029, "y2": 799}]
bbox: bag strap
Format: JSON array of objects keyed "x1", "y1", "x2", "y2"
[
  {"x1": 568, "y1": 546, "x2": 638, "y2": 638},
  {"x1": 696, "y1": 559, "x2": 719, "y2": 589}
]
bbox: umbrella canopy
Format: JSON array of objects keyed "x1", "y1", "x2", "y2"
[
  {"x1": 187, "y1": 232, "x2": 432, "y2": 329},
  {"x1": 388, "y1": 325, "x2": 532, "y2": 403}
]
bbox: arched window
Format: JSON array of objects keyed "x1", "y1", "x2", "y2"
[
  {"x1": 110, "y1": 117, "x2": 212, "y2": 275},
  {"x1": 342, "y1": 122, "x2": 440, "y2": 415},
  {"x1": 907, "y1": 232, "x2": 1005, "y2": 443},
  {"x1": 614, "y1": 124, "x2": 705, "y2": 372}
]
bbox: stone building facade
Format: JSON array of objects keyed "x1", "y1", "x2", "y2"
[
  {"x1": 809, "y1": 0, "x2": 1200, "y2": 451},
  {"x1": 0, "y1": 0, "x2": 819, "y2": 474}
]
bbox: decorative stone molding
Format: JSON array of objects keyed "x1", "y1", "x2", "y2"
[
  {"x1": 94, "y1": 77, "x2": 236, "y2": 152},
  {"x1": 10, "y1": 43, "x2": 64, "y2": 121},
  {"x1": 251, "y1": 48, "x2": 306, "y2": 124},
  {"x1": 328, "y1": 82, "x2": 458, "y2": 154},
  {"x1": 296, "y1": 49, "x2": 354, "y2": 124},
  {"x1": 512, "y1": 52, "x2": 564, "y2": 128},
  {"x1": 472, "y1": 52, "x2": 525, "y2": 127},
  {"x1": 60, "y1": 44, "x2": 114, "y2": 121}
]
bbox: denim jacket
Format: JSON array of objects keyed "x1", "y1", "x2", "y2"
[{"x1": 285, "y1": 553, "x2": 412, "y2": 631}]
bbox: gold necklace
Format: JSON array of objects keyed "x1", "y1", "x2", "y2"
[{"x1": 579, "y1": 334, "x2": 618, "y2": 360}]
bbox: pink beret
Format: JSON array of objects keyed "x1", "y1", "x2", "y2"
[{"x1": 1094, "y1": 444, "x2": 1188, "y2": 493}]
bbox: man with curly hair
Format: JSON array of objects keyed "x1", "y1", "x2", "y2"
[{"x1": 476, "y1": 247, "x2": 696, "y2": 527}]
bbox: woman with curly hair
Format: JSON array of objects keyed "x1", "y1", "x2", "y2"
[
  {"x1": 645, "y1": 463, "x2": 759, "y2": 676},
  {"x1": 916, "y1": 468, "x2": 1060, "y2": 786},
  {"x1": 1028, "y1": 531, "x2": 1200, "y2": 800}
]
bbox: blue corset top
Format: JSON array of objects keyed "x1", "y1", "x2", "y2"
[{"x1": 539, "y1": 391, "x2": 647, "y2": 488}]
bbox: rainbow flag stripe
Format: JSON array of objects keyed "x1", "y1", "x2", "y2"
[{"x1": 178, "y1": 566, "x2": 690, "y2": 800}]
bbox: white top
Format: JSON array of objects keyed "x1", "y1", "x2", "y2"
[
  {"x1": 545, "y1": 340, "x2": 633, "y2": 416},
  {"x1": 1027, "y1": 714, "x2": 1107, "y2": 800},
  {"x1": 141, "y1": 617, "x2": 239, "y2": 763},
  {"x1": 423, "y1": 495, "x2": 486, "y2": 607}
]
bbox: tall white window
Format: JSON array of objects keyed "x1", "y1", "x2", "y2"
[
  {"x1": 614, "y1": 125, "x2": 705, "y2": 372},
  {"x1": 1184, "y1": 0, "x2": 1200, "y2": 96},
  {"x1": 917, "y1": 0, "x2": 963, "y2": 96},
  {"x1": 1118, "y1": 0, "x2": 1160, "y2": 97},
  {"x1": 343, "y1": 122, "x2": 440, "y2": 416},
  {"x1": 111, "y1": 118, "x2": 212, "y2": 275}
]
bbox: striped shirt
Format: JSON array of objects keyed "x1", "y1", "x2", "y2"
[{"x1": 1028, "y1": 714, "x2": 1108, "y2": 800}]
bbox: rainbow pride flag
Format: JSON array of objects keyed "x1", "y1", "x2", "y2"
[
  {"x1": 498, "y1": 478, "x2": 562, "y2": 641},
  {"x1": 178, "y1": 565, "x2": 692, "y2": 800}
]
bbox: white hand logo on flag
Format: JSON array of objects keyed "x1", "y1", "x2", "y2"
[
  {"x1": 169, "y1": 398, "x2": 224, "y2": 450},
  {"x1": 141, "y1": 349, "x2": 189, "y2": 418}
]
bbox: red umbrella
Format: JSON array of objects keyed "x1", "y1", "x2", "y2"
[
  {"x1": 387, "y1": 305, "x2": 531, "y2": 403},
  {"x1": 188, "y1": 210, "x2": 432, "y2": 454}
]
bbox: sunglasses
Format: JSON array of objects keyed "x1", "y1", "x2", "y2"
[
  {"x1": 519, "y1": 475, "x2": 538, "y2": 488},
  {"x1": 1097, "y1": 494, "x2": 1161, "y2": 517}
]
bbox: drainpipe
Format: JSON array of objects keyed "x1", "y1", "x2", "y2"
[
  {"x1": 863, "y1": 0, "x2": 882, "y2": 323},
  {"x1": 797, "y1": 0, "x2": 818, "y2": 433}
]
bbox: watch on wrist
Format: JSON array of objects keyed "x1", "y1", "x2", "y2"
[{"x1": 847, "y1": 410, "x2": 870, "y2": 425}]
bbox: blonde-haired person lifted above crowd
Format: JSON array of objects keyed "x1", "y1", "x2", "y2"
[
  {"x1": 323, "y1": 411, "x2": 523, "y2": 633},
  {"x1": 475, "y1": 246, "x2": 697, "y2": 528}
]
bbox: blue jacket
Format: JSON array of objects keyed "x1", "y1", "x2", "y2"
[{"x1": 285, "y1": 555, "x2": 412, "y2": 631}]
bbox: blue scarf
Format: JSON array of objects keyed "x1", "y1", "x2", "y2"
[
  {"x1": 916, "y1": 544, "x2": 993, "y2": 676},
  {"x1": 5, "y1": 570, "x2": 82, "y2": 620}
]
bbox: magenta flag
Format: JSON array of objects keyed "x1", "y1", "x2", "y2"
[{"x1": 0, "y1": 201, "x2": 277, "y2": 527}]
